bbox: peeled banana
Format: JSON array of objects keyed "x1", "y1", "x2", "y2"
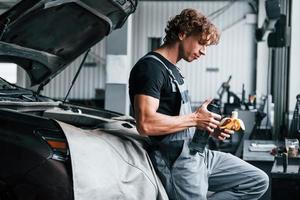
[{"x1": 219, "y1": 111, "x2": 245, "y2": 132}]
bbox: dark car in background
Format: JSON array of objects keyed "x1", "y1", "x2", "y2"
[{"x1": 0, "y1": 1, "x2": 167, "y2": 200}]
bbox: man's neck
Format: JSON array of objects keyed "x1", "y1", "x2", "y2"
[{"x1": 154, "y1": 43, "x2": 181, "y2": 65}]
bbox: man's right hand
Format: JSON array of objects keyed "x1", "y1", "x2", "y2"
[{"x1": 193, "y1": 99, "x2": 221, "y2": 133}]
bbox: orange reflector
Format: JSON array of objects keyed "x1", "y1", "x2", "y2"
[{"x1": 47, "y1": 140, "x2": 67, "y2": 149}]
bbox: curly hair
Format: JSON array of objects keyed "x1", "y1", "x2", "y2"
[{"x1": 164, "y1": 9, "x2": 220, "y2": 46}]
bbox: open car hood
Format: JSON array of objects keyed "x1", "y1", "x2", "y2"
[{"x1": 0, "y1": 0, "x2": 137, "y2": 86}]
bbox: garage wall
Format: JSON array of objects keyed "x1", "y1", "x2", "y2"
[
  {"x1": 289, "y1": 0, "x2": 300, "y2": 112},
  {"x1": 131, "y1": 1, "x2": 257, "y2": 106},
  {"x1": 41, "y1": 40, "x2": 107, "y2": 100}
]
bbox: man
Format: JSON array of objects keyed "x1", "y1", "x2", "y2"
[{"x1": 129, "y1": 8, "x2": 269, "y2": 200}]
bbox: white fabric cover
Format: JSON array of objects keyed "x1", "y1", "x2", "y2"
[{"x1": 56, "y1": 121, "x2": 168, "y2": 200}]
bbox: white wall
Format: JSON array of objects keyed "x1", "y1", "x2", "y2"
[
  {"x1": 289, "y1": 0, "x2": 300, "y2": 112},
  {"x1": 0, "y1": 63, "x2": 17, "y2": 83}
]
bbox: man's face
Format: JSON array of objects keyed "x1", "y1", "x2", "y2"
[{"x1": 178, "y1": 33, "x2": 207, "y2": 62}]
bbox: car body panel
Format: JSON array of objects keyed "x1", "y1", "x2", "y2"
[{"x1": 0, "y1": 107, "x2": 73, "y2": 200}]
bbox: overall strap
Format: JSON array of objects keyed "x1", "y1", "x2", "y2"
[
  {"x1": 143, "y1": 55, "x2": 177, "y2": 81},
  {"x1": 142, "y1": 54, "x2": 189, "y2": 103}
]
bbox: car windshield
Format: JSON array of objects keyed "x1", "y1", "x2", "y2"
[
  {"x1": 0, "y1": 76, "x2": 43, "y2": 102},
  {"x1": 0, "y1": 77, "x2": 16, "y2": 90}
]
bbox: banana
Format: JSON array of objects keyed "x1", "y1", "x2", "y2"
[{"x1": 219, "y1": 111, "x2": 245, "y2": 132}]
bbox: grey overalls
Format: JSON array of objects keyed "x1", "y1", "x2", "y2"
[{"x1": 141, "y1": 55, "x2": 269, "y2": 200}]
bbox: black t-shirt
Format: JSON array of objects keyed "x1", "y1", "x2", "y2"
[{"x1": 129, "y1": 52, "x2": 184, "y2": 116}]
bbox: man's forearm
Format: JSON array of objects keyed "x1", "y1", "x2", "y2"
[{"x1": 136, "y1": 112, "x2": 197, "y2": 136}]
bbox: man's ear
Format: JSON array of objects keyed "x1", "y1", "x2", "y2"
[{"x1": 178, "y1": 32, "x2": 186, "y2": 40}]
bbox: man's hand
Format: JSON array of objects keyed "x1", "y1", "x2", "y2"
[
  {"x1": 193, "y1": 99, "x2": 221, "y2": 133},
  {"x1": 211, "y1": 128, "x2": 234, "y2": 141}
]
